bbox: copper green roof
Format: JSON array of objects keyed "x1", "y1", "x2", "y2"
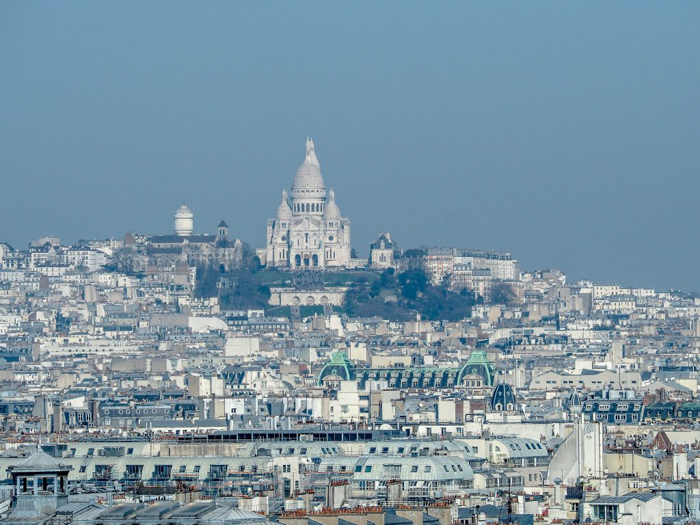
[{"x1": 317, "y1": 350, "x2": 496, "y2": 387}]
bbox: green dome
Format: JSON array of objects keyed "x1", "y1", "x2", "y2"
[{"x1": 457, "y1": 350, "x2": 496, "y2": 386}]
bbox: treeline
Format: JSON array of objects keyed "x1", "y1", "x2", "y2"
[
  {"x1": 194, "y1": 244, "x2": 271, "y2": 310},
  {"x1": 344, "y1": 268, "x2": 476, "y2": 322}
]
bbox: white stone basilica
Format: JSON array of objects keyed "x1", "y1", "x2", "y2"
[{"x1": 263, "y1": 139, "x2": 351, "y2": 269}]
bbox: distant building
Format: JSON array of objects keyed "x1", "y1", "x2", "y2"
[
  {"x1": 317, "y1": 350, "x2": 497, "y2": 388},
  {"x1": 147, "y1": 204, "x2": 242, "y2": 272},
  {"x1": 262, "y1": 139, "x2": 353, "y2": 269},
  {"x1": 369, "y1": 233, "x2": 398, "y2": 269}
]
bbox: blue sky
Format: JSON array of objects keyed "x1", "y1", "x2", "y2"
[{"x1": 1, "y1": 2, "x2": 699, "y2": 291}]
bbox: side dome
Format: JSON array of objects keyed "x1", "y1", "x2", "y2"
[
  {"x1": 323, "y1": 189, "x2": 341, "y2": 221},
  {"x1": 277, "y1": 190, "x2": 292, "y2": 221},
  {"x1": 292, "y1": 138, "x2": 325, "y2": 190}
]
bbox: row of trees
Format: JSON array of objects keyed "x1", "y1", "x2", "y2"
[
  {"x1": 194, "y1": 251, "x2": 516, "y2": 318},
  {"x1": 194, "y1": 243, "x2": 271, "y2": 309},
  {"x1": 344, "y1": 268, "x2": 477, "y2": 322}
]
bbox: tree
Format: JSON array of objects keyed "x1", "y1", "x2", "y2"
[
  {"x1": 491, "y1": 282, "x2": 516, "y2": 305},
  {"x1": 106, "y1": 247, "x2": 137, "y2": 275},
  {"x1": 240, "y1": 242, "x2": 260, "y2": 271},
  {"x1": 194, "y1": 264, "x2": 219, "y2": 298},
  {"x1": 219, "y1": 269, "x2": 271, "y2": 309},
  {"x1": 398, "y1": 269, "x2": 428, "y2": 301}
]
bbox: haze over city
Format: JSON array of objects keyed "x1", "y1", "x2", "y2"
[
  {"x1": 2, "y1": 2, "x2": 699, "y2": 290},
  {"x1": 2, "y1": 2, "x2": 700, "y2": 290},
  {"x1": 5, "y1": 3, "x2": 700, "y2": 525}
]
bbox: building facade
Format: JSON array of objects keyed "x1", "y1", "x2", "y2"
[{"x1": 263, "y1": 139, "x2": 351, "y2": 269}]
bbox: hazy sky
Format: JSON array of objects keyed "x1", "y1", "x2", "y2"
[{"x1": 1, "y1": 2, "x2": 699, "y2": 291}]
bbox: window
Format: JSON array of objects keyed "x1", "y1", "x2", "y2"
[
  {"x1": 381, "y1": 447, "x2": 389, "y2": 454},
  {"x1": 194, "y1": 466, "x2": 200, "y2": 473},
  {"x1": 365, "y1": 466, "x2": 372, "y2": 472},
  {"x1": 411, "y1": 466, "x2": 418, "y2": 473},
  {"x1": 369, "y1": 447, "x2": 377, "y2": 454},
  {"x1": 179, "y1": 465, "x2": 187, "y2": 473},
  {"x1": 355, "y1": 465, "x2": 362, "y2": 473},
  {"x1": 424, "y1": 466, "x2": 432, "y2": 473},
  {"x1": 79, "y1": 465, "x2": 87, "y2": 473},
  {"x1": 397, "y1": 447, "x2": 405, "y2": 454}
]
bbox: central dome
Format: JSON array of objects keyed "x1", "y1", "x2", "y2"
[{"x1": 292, "y1": 138, "x2": 325, "y2": 191}]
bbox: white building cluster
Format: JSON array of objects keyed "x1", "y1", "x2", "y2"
[{"x1": 261, "y1": 139, "x2": 354, "y2": 269}]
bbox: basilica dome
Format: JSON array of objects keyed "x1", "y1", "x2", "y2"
[
  {"x1": 292, "y1": 138, "x2": 325, "y2": 191},
  {"x1": 323, "y1": 189, "x2": 341, "y2": 221},
  {"x1": 276, "y1": 190, "x2": 292, "y2": 221}
]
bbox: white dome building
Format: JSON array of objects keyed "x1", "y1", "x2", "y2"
[
  {"x1": 174, "y1": 204, "x2": 194, "y2": 236},
  {"x1": 264, "y1": 139, "x2": 351, "y2": 269}
]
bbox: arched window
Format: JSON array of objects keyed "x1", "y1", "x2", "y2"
[
  {"x1": 313, "y1": 254, "x2": 318, "y2": 266},
  {"x1": 305, "y1": 203, "x2": 310, "y2": 212},
  {"x1": 295, "y1": 255, "x2": 301, "y2": 267}
]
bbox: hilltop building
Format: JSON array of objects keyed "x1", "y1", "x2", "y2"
[
  {"x1": 147, "y1": 204, "x2": 242, "y2": 272},
  {"x1": 261, "y1": 139, "x2": 353, "y2": 269}
]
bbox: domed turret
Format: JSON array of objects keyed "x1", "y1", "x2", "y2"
[
  {"x1": 490, "y1": 382, "x2": 517, "y2": 412},
  {"x1": 292, "y1": 138, "x2": 325, "y2": 191},
  {"x1": 277, "y1": 190, "x2": 292, "y2": 221},
  {"x1": 174, "y1": 204, "x2": 194, "y2": 236},
  {"x1": 323, "y1": 189, "x2": 341, "y2": 221}
]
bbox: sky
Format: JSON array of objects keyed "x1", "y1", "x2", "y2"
[{"x1": 1, "y1": 2, "x2": 699, "y2": 291}]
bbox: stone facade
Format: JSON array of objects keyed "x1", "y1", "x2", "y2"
[{"x1": 264, "y1": 139, "x2": 351, "y2": 269}]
